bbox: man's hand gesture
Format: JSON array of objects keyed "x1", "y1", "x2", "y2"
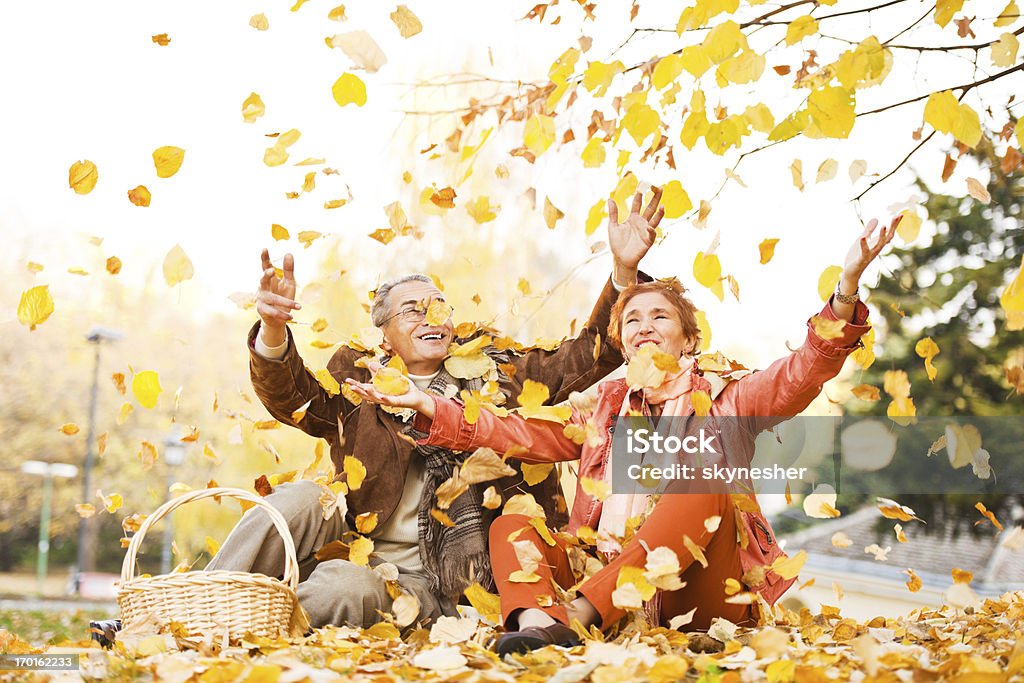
[
  {"x1": 608, "y1": 187, "x2": 663, "y2": 286},
  {"x1": 256, "y1": 249, "x2": 301, "y2": 346}
]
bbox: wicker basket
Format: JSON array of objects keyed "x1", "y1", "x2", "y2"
[{"x1": 118, "y1": 487, "x2": 309, "y2": 641}]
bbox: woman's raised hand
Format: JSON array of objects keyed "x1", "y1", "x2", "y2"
[
  {"x1": 608, "y1": 187, "x2": 664, "y2": 285},
  {"x1": 840, "y1": 215, "x2": 902, "y2": 288}
]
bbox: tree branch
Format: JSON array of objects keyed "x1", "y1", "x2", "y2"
[
  {"x1": 854, "y1": 130, "x2": 935, "y2": 201},
  {"x1": 859, "y1": 61, "x2": 1024, "y2": 117}
]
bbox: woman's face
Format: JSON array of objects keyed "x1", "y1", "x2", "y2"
[{"x1": 620, "y1": 291, "x2": 695, "y2": 362}]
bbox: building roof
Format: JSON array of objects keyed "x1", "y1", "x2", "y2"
[{"x1": 779, "y1": 506, "x2": 1024, "y2": 594}]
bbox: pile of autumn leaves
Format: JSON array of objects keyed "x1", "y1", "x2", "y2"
[{"x1": 4, "y1": 591, "x2": 1024, "y2": 680}]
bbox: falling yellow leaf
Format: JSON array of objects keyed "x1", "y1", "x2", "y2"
[
  {"x1": 17, "y1": 286, "x2": 54, "y2": 331},
  {"x1": 966, "y1": 177, "x2": 991, "y2": 204},
  {"x1": 249, "y1": 13, "x2": 269, "y2": 30},
  {"x1": 952, "y1": 567, "x2": 973, "y2": 584},
  {"x1": 463, "y1": 582, "x2": 501, "y2": 622},
  {"x1": 975, "y1": 502, "x2": 1004, "y2": 531},
  {"x1": 69, "y1": 160, "x2": 98, "y2": 194},
  {"x1": 896, "y1": 209, "x2": 923, "y2": 242},
  {"x1": 430, "y1": 186, "x2": 457, "y2": 209},
  {"x1": 297, "y1": 230, "x2": 323, "y2": 247},
  {"x1": 264, "y1": 129, "x2": 301, "y2": 167},
  {"x1": 116, "y1": 402, "x2": 134, "y2": 425},
  {"x1": 151, "y1": 33, "x2": 171, "y2": 46},
  {"x1": 817, "y1": 158, "x2": 839, "y2": 183},
  {"x1": 811, "y1": 315, "x2": 847, "y2": 340},
  {"x1": 581, "y1": 137, "x2": 605, "y2": 168},
  {"x1": 131, "y1": 370, "x2": 163, "y2": 409},
  {"x1": 770, "y1": 549, "x2": 808, "y2": 580},
  {"x1": 790, "y1": 159, "x2": 804, "y2": 191},
  {"x1": 466, "y1": 196, "x2": 498, "y2": 223},
  {"x1": 516, "y1": 379, "x2": 572, "y2": 423},
  {"x1": 390, "y1": 5, "x2": 422, "y2": 38},
  {"x1": 543, "y1": 197, "x2": 564, "y2": 229},
  {"x1": 315, "y1": 369, "x2": 341, "y2": 396},
  {"x1": 817, "y1": 265, "x2": 843, "y2": 302},
  {"x1": 431, "y1": 509, "x2": 456, "y2": 527},
  {"x1": 27, "y1": 261, "x2": 44, "y2": 274},
  {"x1": 138, "y1": 440, "x2": 158, "y2": 470},
  {"x1": 76, "y1": 504, "x2": 96, "y2": 518},
  {"x1": 503, "y1": 492, "x2": 546, "y2": 518},
  {"x1": 105, "y1": 256, "x2": 122, "y2": 275},
  {"x1": 851, "y1": 384, "x2": 881, "y2": 401},
  {"x1": 693, "y1": 251, "x2": 724, "y2": 300},
  {"x1": 97, "y1": 432, "x2": 107, "y2": 456},
  {"x1": 332, "y1": 73, "x2": 367, "y2": 107},
  {"x1": 758, "y1": 238, "x2": 779, "y2": 264},
  {"x1": 691, "y1": 389, "x2": 712, "y2": 417},
  {"x1": 355, "y1": 511, "x2": 378, "y2": 534},
  {"x1": 832, "y1": 532, "x2": 853, "y2": 548},
  {"x1": 482, "y1": 486, "x2": 501, "y2": 509},
  {"x1": 242, "y1": 92, "x2": 265, "y2": 122},
  {"x1": 905, "y1": 568, "x2": 922, "y2": 592},
  {"x1": 682, "y1": 535, "x2": 709, "y2": 568},
  {"x1": 163, "y1": 244, "x2": 194, "y2": 287},
  {"x1": 98, "y1": 491, "x2": 123, "y2": 514},
  {"x1": 349, "y1": 536, "x2": 374, "y2": 566},
  {"x1": 127, "y1": 185, "x2": 151, "y2": 207},
  {"x1": 58, "y1": 423, "x2": 80, "y2": 436},
  {"x1": 271, "y1": 223, "x2": 290, "y2": 241},
  {"x1": 152, "y1": 146, "x2": 185, "y2": 178},
  {"x1": 581, "y1": 475, "x2": 610, "y2": 501},
  {"x1": 876, "y1": 496, "x2": 921, "y2": 522},
  {"x1": 373, "y1": 367, "x2": 411, "y2": 396},
  {"x1": 915, "y1": 337, "x2": 940, "y2": 381},
  {"x1": 328, "y1": 5, "x2": 347, "y2": 21},
  {"x1": 521, "y1": 463, "x2": 553, "y2": 487},
  {"x1": 344, "y1": 455, "x2": 367, "y2": 490},
  {"x1": 524, "y1": 113, "x2": 555, "y2": 156}
]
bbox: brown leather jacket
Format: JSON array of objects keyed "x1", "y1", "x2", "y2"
[{"x1": 247, "y1": 277, "x2": 627, "y2": 530}]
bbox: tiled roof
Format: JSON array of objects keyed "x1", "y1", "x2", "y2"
[{"x1": 779, "y1": 506, "x2": 1024, "y2": 592}]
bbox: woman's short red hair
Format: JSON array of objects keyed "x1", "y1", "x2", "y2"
[{"x1": 607, "y1": 277, "x2": 702, "y2": 355}]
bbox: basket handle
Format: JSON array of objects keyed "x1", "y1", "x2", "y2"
[{"x1": 120, "y1": 487, "x2": 301, "y2": 591}]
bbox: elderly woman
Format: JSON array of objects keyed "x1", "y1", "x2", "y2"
[{"x1": 347, "y1": 215, "x2": 899, "y2": 654}]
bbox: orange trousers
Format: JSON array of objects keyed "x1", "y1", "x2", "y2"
[{"x1": 488, "y1": 494, "x2": 753, "y2": 631}]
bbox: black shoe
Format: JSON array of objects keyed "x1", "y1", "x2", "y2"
[
  {"x1": 89, "y1": 619, "x2": 121, "y2": 648},
  {"x1": 494, "y1": 623, "x2": 581, "y2": 656}
]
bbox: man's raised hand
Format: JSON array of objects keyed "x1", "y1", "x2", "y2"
[{"x1": 256, "y1": 249, "x2": 301, "y2": 335}]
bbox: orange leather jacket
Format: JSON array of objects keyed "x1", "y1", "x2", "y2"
[{"x1": 416, "y1": 296, "x2": 870, "y2": 606}]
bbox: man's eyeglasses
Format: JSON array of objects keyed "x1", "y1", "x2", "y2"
[{"x1": 379, "y1": 300, "x2": 454, "y2": 326}]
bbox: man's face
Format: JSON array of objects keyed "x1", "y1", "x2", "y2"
[{"x1": 379, "y1": 280, "x2": 454, "y2": 374}]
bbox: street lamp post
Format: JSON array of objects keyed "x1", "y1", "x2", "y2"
[
  {"x1": 22, "y1": 460, "x2": 79, "y2": 596},
  {"x1": 76, "y1": 326, "x2": 121, "y2": 592},
  {"x1": 160, "y1": 430, "x2": 187, "y2": 575}
]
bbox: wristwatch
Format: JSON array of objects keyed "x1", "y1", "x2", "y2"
[{"x1": 834, "y1": 285, "x2": 860, "y2": 304}]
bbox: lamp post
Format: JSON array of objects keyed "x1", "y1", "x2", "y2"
[
  {"x1": 160, "y1": 430, "x2": 187, "y2": 575},
  {"x1": 75, "y1": 326, "x2": 121, "y2": 592},
  {"x1": 22, "y1": 460, "x2": 79, "y2": 596}
]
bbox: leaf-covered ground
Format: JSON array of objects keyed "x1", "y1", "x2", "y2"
[{"x1": 3, "y1": 591, "x2": 1023, "y2": 682}]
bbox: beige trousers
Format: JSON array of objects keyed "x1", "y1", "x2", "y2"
[{"x1": 207, "y1": 480, "x2": 445, "y2": 629}]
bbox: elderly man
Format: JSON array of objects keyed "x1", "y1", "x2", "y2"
[{"x1": 203, "y1": 190, "x2": 665, "y2": 629}]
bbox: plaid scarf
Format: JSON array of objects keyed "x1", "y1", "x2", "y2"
[{"x1": 401, "y1": 356, "x2": 506, "y2": 602}]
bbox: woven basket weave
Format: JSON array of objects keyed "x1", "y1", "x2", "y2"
[{"x1": 118, "y1": 487, "x2": 309, "y2": 641}]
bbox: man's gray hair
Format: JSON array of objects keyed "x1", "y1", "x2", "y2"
[{"x1": 371, "y1": 273, "x2": 434, "y2": 327}]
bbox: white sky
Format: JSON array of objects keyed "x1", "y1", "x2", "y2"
[{"x1": 0, "y1": 0, "x2": 1016, "y2": 369}]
